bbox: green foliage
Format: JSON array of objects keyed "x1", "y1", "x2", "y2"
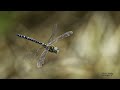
[{"x1": 0, "y1": 11, "x2": 17, "y2": 36}]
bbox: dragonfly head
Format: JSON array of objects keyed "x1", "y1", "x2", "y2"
[{"x1": 54, "y1": 46, "x2": 59, "y2": 54}]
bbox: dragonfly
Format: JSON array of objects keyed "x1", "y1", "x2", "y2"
[{"x1": 16, "y1": 24, "x2": 73, "y2": 68}]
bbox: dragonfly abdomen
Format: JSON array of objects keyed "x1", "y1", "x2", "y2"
[{"x1": 17, "y1": 34, "x2": 47, "y2": 48}]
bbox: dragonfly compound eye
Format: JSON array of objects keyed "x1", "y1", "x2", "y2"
[{"x1": 54, "y1": 47, "x2": 59, "y2": 53}]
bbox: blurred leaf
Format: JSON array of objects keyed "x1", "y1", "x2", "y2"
[{"x1": 0, "y1": 11, "x2": 17, "y2": 36}]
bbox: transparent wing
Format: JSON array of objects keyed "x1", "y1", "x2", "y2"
[
  {"x1": 47, "y1": 24, "x2": 59, "y2": 43},
  {"x1": 35, "y1": 24, "x2": 58, "y2": 55},
  {"x1": 37, "y1": 49, "x2": 49, "y2": 68},
  {"x1": 48, "y1": 31, "x2": 73, "y2": 45}
]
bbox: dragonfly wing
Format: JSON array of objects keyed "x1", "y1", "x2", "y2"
[
  {"x1": 37, "y1": 49, "x2": 48, "y2": 68},
  {"x1": 48, "y1": 31, "x2": 73, "y2": 45},
  {"x1": 47, "y1": 24, "x2": 59, "y2": 43}
]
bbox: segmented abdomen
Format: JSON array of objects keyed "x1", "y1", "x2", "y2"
[{"x1": 17, "y1": 34, "x2": 47, "y2": 48}]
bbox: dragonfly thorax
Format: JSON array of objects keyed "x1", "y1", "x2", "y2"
[{"x1": 48, "y1": 45, "x2": 59, "y2": 54}]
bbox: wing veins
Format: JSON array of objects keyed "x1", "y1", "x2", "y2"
[{"x1": 48, "y1": 31, "x2": 73, "y2": 45}]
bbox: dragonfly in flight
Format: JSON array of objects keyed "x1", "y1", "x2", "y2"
[{"x1": 17, "y1": 24, "x2": 73, "y2": 68}]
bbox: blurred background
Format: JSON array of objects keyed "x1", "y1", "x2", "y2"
[{"x1": 0, "y1": 11, "x2": 120, "y2": 79}]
